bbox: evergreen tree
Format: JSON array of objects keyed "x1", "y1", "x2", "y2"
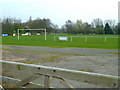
[{"x1": 104, "y1": 23, "x2": 113, "y2": 34}]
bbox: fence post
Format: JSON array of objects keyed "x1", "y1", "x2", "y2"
[
  {"x1": 85, "y1": 36, "x2": 87, "y2": 42},
  {"x1": 44, "y1": 75, "x2": 50, "y2": 88},
  {"x1": 54, "y1": 36, "x2": 55, "y2": 41},
  {"x1": 71, "y1": 36, "x2": 72, "y2": 42},
  {"x1": 105, "y1": 36, "x2": 106, "y2": 42}
]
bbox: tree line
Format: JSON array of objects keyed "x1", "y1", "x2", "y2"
[
  {"x1": 0, "y1": 17, "x2": 120, "y2": 35},
  {"x1": 60, "y1": 19, "x2": 119, "y2": 34},
  {"x1": 1, "y1": 17, "x2": 58, "y2": 35}
]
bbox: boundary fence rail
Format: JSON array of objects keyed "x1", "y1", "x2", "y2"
[
  {"x1": 0, "y1": 60, "x2": 119, "y2": 88},
  {"x1": 54, "y1": 36, "x2": 119, "y2": 42}
]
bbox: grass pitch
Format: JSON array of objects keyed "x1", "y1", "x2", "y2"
[{"x1": 2, "y1": 34, "x2": 118, "y2": 49}]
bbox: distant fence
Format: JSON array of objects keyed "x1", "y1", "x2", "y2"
[
  {"x1": 54, "y1": 36, "x2": 119, "y2": 42},
  {"x1": 0, "y1": 60, "x2": 119, "y2": 88}
]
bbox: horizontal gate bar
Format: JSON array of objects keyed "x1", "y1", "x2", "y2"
[{"x1": 0, "y1": 60, "x2": 119, "y2": 88}]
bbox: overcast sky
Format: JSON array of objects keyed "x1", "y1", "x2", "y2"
[{"x1": 0, "y1": 0, "x2": 119, "y2": 27}]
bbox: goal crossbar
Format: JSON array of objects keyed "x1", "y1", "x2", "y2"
[{"x1": 17, "y1": 29, "x2": 46, "y2": 40}]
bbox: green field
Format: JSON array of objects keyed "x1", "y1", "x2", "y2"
[{"x1": 2, "y1": 34, "x2": 118, "y2": 49}]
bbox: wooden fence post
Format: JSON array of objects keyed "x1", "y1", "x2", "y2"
[{"x1": 44, "y1": 75, "x2": 50, "y2": 88}]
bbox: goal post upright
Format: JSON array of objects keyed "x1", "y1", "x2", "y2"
[
  {"x1": 17, "y1": 29, "x2": 47, "y2": 40},
  {"x1": 44, "y1": 29, "x2": 46, "y2": 40},
  {"x1": 18, "y1": 29, "x2": 20, "y2": 40}
]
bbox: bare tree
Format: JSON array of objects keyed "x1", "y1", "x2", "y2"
[
  {"x1": 92, "y1": 18, "x2": 103, "y2": 28},
  {"x1": 104, "y1": 19, "x2": 116, "y2": 28}
]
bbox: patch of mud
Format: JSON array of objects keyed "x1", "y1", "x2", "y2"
[{"x1": 2, "y1": 49, "x2": 68, "y2": 63}]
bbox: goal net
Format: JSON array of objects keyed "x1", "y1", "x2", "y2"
[{"x1": 17, "y1": 29, "x2": 46, "y2": 40}]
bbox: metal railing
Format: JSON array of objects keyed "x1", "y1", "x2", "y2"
[{"x1": 0, "y1": 60, "x2": 119, "y2": 88}]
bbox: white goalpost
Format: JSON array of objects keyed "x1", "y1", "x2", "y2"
[{"x1": 17, "y1": 29, "x2": 46, "y2": 40}]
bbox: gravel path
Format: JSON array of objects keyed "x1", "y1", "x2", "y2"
[
  {"x1": 2, "y1": 45, "x2": 119, "y2": 88},
  {"x1": 2, "y1": 45, "x2": 118, "y2": 56},
  {"x1": 2, "y1": 45, "x2": 118, "y2": 76}
]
